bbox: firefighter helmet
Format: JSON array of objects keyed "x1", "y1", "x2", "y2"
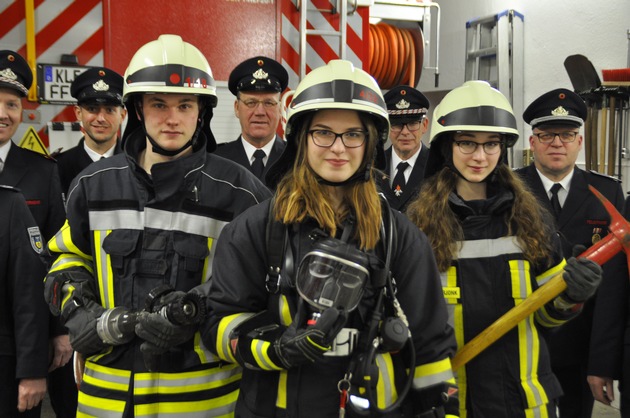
[
  {"x1": 121, "y1": 35, "x2": 217, "y2": 153},
  {"x1": 267, "y1": 60, "x2": 389, "y2": 187},
  {"x1": 424, "y1": 80, "x2": 519, "y2": 178},
  {"x1": 123, "y1": 34, "x2": 217, "y2": 106},
  {"x1": 429, "y1": 80, "x2": 518, "y2": 146}
]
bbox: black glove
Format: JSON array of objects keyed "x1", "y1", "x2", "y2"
[
  {"x1": 135, "y1": 311, "x2": 197, "y2": 354},
  {"x1": 274, "y1": 308, "x2": 347, "y2": 369},
  {"x1": 561, "y1": 255, "x2": 602, "y2": 304},
  {"x1": 65, "y1": 300, "x2": 107, "y2": 356}
]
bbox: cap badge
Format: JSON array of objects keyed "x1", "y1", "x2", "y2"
[
  {"x1": 396, "y1": 99, "x2": 410, "y2": 109},
  {"x1": 253, "y1": 68, "x2": 269, "y2": 80},
  {"x1": 92, "y1": 79, "x2": 110, "y2": 91},
  {"x1": 551, "y1": 106, "x2": 569, "y2": 116},
  {"x1": 0, "y1": 68, "x2": 18, "y2": 81}
]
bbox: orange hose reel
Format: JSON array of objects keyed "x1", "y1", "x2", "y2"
[{"x1": 368, "y1": 23, "x2": 424, "y2": 89}]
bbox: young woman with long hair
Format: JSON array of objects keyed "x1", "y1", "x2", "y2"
[
  {"x1": 200, "y1": 60, "x2": 460, "y2": 418},
  {"x1": 406, "y1": 80, "x2": 602, "y2": 418}
]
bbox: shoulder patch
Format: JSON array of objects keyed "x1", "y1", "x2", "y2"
[
  {"x1": 28, "y1": 226, "x2": 44, "y2": 254},
  {"x1": 0, "y1": 184, "x2": 19, "y2": 192},
  {"x1": 588, "y1": 170, "x2": 620, "y2": 182}
]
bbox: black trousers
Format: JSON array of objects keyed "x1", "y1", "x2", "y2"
[
  {"x1": 553, "y1": 364, "x2": 594, "y2": 418},
  {"x1": 0, "y1": 356, "x2": 43, "y2": 418},
  {"x1": 48, "y1": 361, "x2": 77, "y2": 418}
]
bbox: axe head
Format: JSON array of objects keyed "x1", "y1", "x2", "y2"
[{"x1": 581, "y1": 185, "x2": 630, "y2": 271}]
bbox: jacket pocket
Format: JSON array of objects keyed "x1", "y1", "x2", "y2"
[{"x1": 172, "y1": 231, "x2": 210, "y2": 288}]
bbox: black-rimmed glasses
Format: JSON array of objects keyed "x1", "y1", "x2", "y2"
[
  {"x1": 533, "y1": 131, "x2": 579, "y2": 143},
  {"x1": 454, "y1": 140, "x2": 503, "y2": 155},
  {"x1": 238, "y1": 98, "x2": 279, "y2": 109},
  {"x1": 308, "y1": 129, "x2": 367, "y2": 148},
  {"x1": 390, "y1": 120, "x2": 422, "y2": 133}
]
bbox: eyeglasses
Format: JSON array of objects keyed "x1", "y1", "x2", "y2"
[
  {"x1": 533, "y1": 131, "x2": 579, "y2": 143},
  {"x1": 454, "y1": 140, "x2": 503, "y2": 155},
  {"x1": 390, "y1": 120, "x2": 422, "y2": 133},
  {"x1": 308, "y1": 129, "x2": 367, "y2": 148},
  {"x1": 238, "y1": 98, "x2": 279, "y2": 109}
]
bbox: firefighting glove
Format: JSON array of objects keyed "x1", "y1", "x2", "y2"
[
  {"x1": 412, "y1": 382, "x2": 460, "y2": 418},
  {"x1": 135, "y1": 311, "x2": 198, "y2": 354},
  {"x1": 65, "y1": 300, "x2": 107, "y2": 356},
  {"x1": 561, "y1": 246, "x2": 602, "y2": 304},
  {"x1": 273, "y1": 308, "x2": 347, "y2": 369}
]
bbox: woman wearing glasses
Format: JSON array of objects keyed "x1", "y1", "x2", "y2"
[
  {"x1": 405, "y1": 81, "x2": 602, "y2": 417},
  {"x1": 200, "y1": 60, "x2": 460, "y2": 418}
]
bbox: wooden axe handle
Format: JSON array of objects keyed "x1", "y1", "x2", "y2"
[{"x1": 451, "y1": 224, "x2": 623, "y2": 370}]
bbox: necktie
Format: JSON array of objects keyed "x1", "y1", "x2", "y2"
[
  {"x1": 392, "y1": 162, "x2": 409, "y2": 197},
  {"x1": 251, "y1": 149, "x2": 266, "y2": 179},
  {"x1": 550, "y1": 183, "x2": 562, "y2": 217}
]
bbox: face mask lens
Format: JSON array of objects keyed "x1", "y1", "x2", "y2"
[{"x1": 297, "y1": 252, "x2": 368, "y2": 313}]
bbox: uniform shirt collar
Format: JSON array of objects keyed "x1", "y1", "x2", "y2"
[
  {"x1": 241, "y1": 136, "x2": 275, "y2": 165},
  {"x1": 83, "y1": 140, "x2": 117, "y2": 162},
  {"x1": 535, "y1": 167, "x2": 574, "y2": 205},
  {"x1": 390, "y1": 145, "x2": 421, "y2": 179},
  {"x1": 0, "y1": 139, "x2": 11, "y2": 163}
]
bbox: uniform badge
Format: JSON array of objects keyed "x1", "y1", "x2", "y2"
[
  {"x1": 551, "y1": 106, "x2": 569, "y2": 116},
  {"x1": 253, "y1": 68, "x2": 269, "y2": 81},
  {"x1": 27, "y1": 226, "x2": 43, "y2": 254},
  {"x1": 0, "y1": 67, "x2": 18, "y2": 80},
  {"x1": 592, "y1": 227, "x2": 603, "y2": 244},
  {"x1": 395, "y1": 99, "x2": 410, "y2": 109},
  {"x1": 92, "y1": 79, "x2": 110, "y2": 91}
]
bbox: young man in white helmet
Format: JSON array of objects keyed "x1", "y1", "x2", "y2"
[
  {"x1": 406, "y1": 81, "x2": 603, "y2": 417},
  {"x1": 201, "y1": 60, "x2": 459, "y2": 418},
  {"x1": 43, "y1": 35, "x2": 271, "y2": 417}
]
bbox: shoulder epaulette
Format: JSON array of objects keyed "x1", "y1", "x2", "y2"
[
  {"x1": 0, "y1": 184, "x2": 20, "y2": 193},
  {"x1": 588, "y1": 170, "x2": 621, "y2": 182}
]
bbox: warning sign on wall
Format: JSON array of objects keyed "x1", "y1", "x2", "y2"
[{"x1": 19, "y1": 126, "x2": 49, "y2": 156}]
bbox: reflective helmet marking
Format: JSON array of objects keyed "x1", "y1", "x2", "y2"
[
  {"x1": 290, "y1": 80, "x2": 386, "y2": 113},
  {"x1": 437, "y1": 105, "x2": 517, "y2": 131},
  {"x1": 125, "y1": 64, "x2": 214, "y2": 91}
]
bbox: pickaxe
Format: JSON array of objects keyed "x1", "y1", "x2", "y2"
[{"x1": 451, "y1": 185, "x2": 630, "y2": 370}]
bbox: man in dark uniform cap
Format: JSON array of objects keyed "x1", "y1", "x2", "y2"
[
  {"x1": 55, "y1": 67, "x2": 127, "y2": 194},
  {"x1": 214, "y1": 56, "x2": 288, "y2": 187},
  {"x1": 378, "y1": 85, "x2": 430, "y2": 212},
  {"x1": 0, "y1": 50, "x2": 67, "y2": 416},
  {"x1": 515, "y1": 88, "x2": 626, "y2": 418}
]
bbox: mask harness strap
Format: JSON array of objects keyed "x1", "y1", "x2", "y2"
[{"x1": 344, "y1": 196, "x2": 415, "y2": 416}]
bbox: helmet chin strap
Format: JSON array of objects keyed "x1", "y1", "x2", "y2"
[
  {"x1": 315, "y1": 163, "x2": 372, "y2": 187},
  {"x1": 138, "y1": 106, "x2": 206, "y2": 157}
]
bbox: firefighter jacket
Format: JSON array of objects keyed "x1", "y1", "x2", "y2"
[
  {"x1": 443, "y1": 184, "x2": 581, "y2": 418},
  {"x1": 46, "y1": 130, "x2": 272, "y2": 418},
  {"x1": 202, "y1": 200, "x2": 459, "y2": 418}
]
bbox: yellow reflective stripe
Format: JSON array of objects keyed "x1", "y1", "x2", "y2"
[
  {"x1": 82, "y1": 361, "x2": 131, "y2": 391},
  {"x1": 134, "y1": 390, "x2": 238, "y2": 417},
  {"x1": 535, "y1": 306, "x2": 567, "y2": 328},
  {"x1": 93, "y1": 229, "x2": 115, "y2": 308},
  {"x1": 216, "y1": 313, "x2": 254, "y2": 363},
  {"x1": 276, "y1": 370, "x2": 288, "y2": 409},
  {"x1": 49, "y1": 220, "x2": 93, "y2": 260},
  {"x1": 251, "y1": 339, "x2": 282, "y2": 370},
  {"x1": 194, "y1": 332, "x2": 221, "y2": 365},
  {"x1": 524, "y1": 402, "x2": 551, "y2": 418},
  {"x1": 375, "y1": 353, "x2": 397, "y2": 408},
  {"x1": 413, "y1": 357, "x2": 455, "y2": 389},
  {"x1": 77, "y1": 391, "x2": 126, "y2": 417},
  {"x1": 536, "y1": 259, "x2": 566, "y2": 286},
  {"x1": 49, "y1": 253, "x2": 94, "y2": 275},
  {"x1": 279, "y1": 294, "x2": 292, "y2": 326},
  {"x1": 60, "y1": 284, "x2": 75, "y2": 311},
  {"x1": 510, "y1": 260, "x2": 549, "y2": 409},
  {"x1": 202, "y1": 237, "x2": 213, "y2": 283},
  {"x1": 134, "y1": 363, "x2": 242, "y2": 394}
]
